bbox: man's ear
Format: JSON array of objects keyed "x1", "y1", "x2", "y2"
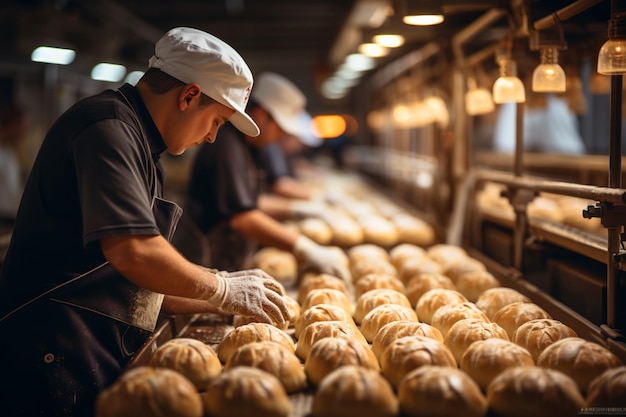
[{"x1": 179, "y1": 84, "x2": 202, "y2": 109}]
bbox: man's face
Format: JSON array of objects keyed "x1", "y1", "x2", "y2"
[
  {"x1": 247, "y1": 107, "x2": 283, "y2": 148},
  {"x1": 167, "y1": 101, "x2": 234, "y2": 155}
]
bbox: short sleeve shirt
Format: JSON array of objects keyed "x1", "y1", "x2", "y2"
[
  {"x1": 0, "y1": 84, "x2": 166, "y2": 316},
  {"x1": 186, "y1": 123, "x2": 258, "y2": 234},
  {"x1": 256, "y1": 142, "x2": 293, "y2": 187}
]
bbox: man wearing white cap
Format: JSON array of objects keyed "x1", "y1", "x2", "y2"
[
  {"x1": 181, "y1": 71, "x2": 350, "y2": 282},
  {"x1": 0, "y1": 27, "x2": 292, "y2": 417}
]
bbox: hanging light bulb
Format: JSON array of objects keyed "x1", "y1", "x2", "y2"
[
  {"x1": 493, "y1": 59, "x2": 526, "y2": 104},
  {"x1": 465, "y1": 77, "x2": 495, "y2": 115},
  {"x1": 598, "y1": 11, "x2": 626, "y2": 74},
  {"x1": 532, "y1": 47, "x2": 566, "y2": 92}
]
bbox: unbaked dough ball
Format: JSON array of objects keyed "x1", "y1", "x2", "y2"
[
  {"x1": 203, "y1": 366, "x2": 292, "y2": 417},
  {"x1": 460, "y1": 338, "x2": 534, "y2": 391},
  {"x1": 223, "y1": 341, "x2": 307, "y2": 393},
  {"x1": 360, "y1": 303, "x2": 419, "y2": 343},
  {"x1": 398, "y1": 365, "x2": 488, "y2": 417},
  {"x1": 304, "y1": 336, "x2": 380, "y2": 386},
  {"x1": 311, "y1": 365, "x2": 399, "y2": 417},
  {"x1": 537, "y1": 337, "x2": 624, "y2": 394},
  {"x1": 512, "y1": 318, "x2": 577, "y2": 362},
  {"x1": 380, "y1": 335, "x2": 457, "y2": 389},
  {"x1": 95, "y1": 366, "x2": 203, "y2": 417},
  {"x1": 371, "y1": 320, "x2": 444, "y2": 360},
  {"x1": 148, "y1": 338, "x2": 222, "y2": 391},
  {"x1": 487, "y1": 366, "x2": 585, "y2": 417}
]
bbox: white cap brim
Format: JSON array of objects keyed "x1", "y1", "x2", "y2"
[{"x1": 230, "y1": 110, "x2": 260, "y2": 137}]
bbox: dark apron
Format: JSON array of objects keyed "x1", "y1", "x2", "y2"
[
  {"x1": 206, "y1": 220, "x2": 257, "y2": 272},
  {"x1": 0, "y1": 196, "x2": 182, "y2": 417}
]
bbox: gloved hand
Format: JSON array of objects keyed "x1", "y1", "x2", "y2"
[
  {"x1": 287, "y1": 200, "x2": 333, "y2": 221},
  {"x1": 293, "y1": 235, "x2": 351, "y2": 285},
  {"x1": 206, "y1": 269, "x2": 292, "y2": 326}
]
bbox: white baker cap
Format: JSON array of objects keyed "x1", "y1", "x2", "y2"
[
  {"x1": 148, "y1": 27, "x2": 260, "y2": 137},
  {"x1": 251, "y1": 72, "x2": 308, "y2": 137}
]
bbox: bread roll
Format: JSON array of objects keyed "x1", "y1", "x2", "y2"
[
  {"x1": 360, "y1": 303, "x2": 419, "y2": 342},
  {"x1": 371, "y1": 320, "x2": 444, "y2": 360},
  {"x1": 415, "y1": 288, "x2": 468, "y2": 324},
  {"x1": 460, "y1": 338, "x2": 534, "y2": 391},
  {"x1": 397, "y1": 365, "x2": 487, "y2": 417},
  {"x1": 442, "y1": 257, "x2": 487, "y2": 283},
  {"x1": 223, "y1": 341, "x2": 307, "y2": 393},
  {"x1": 350, "y1": 258, "x2": 397, "y2": 283},
  {"x1": 358, "y1": 214, "x2": 399, "y2": 247},
  {"x1": 217, "y1": 322, "x2": 295, "y2": 363},
  {"x1": 148, "y1": 338, "x2": 222, "y2": 391},
  {"x1": 252, "y1": 247, "x2": 298, "y2": 283},
  {"x1": 299, "y1": 217, "x2": 333, "y2": 244},
  {"x1": 475, "y1": 287, "x2": 531, "y2": 320},
  {"x1": 426, "y1": 244, "x2": 468, "y2": 270},
  {"x1": 405, "y1": 272, "x2": 456, "y2": 307},
  {"x1": 95, "y1": 366, "x2": 203, "y2": 417},
  {"x1": 203, "y1": 366, "x2": 292, "y2": 417},
  {"x1": 455, "y1": 270, "x2": 501, "y2": 303},
  {"x1": 512, "y1": 318, "x2": 577, "y2": 362},
  {"x1": 297, "y1": 273, "x2": 350, "y2": 304},
  {"x1": 392, "y1": 213, "x2": 436, "y2": 247},
  {"x1": 398, "y1": 257, "x2": 444, "y2": 285},
  {"x1": 348, "y1": 243, "x2": 390, "y2": 264},
  {"x1": 304, "y1": 336, "x2": 380, "y2": 386},
  {"x1": 294, "y1": 303, "x2": 357, "y2": 339},
  {"x1": 487, "y1": 366, "x2": 585, "y2": 417},
  {"x1": 380, "y1": 335, "x2": 457, "y2": 389},
  {"x1": 354, "y1": 272, "x2": 405, "y2": 299},
  {"x1": 300, "y1": 288, "x2": 353, "y2": 315},
  {"x1": 444, "y1": 318, "x2": 509, "y2": 364},
  {"x1": 388, "y1": 243, "x2": 426, "y2": 271},
  {"x1": 295, "y1": 319, "x2": 367, "y2": 361},
  {"x1": 430, "y1": 302, "x2": 490, "y2": 337},
  {"x1": 353, "y1": 288, "x2": 412, "y2": 324},
  {"x1": 537, "y1": 337, "x2": 624, "y2": 394},
  {"x1": 528, "y1": 195, "x2": 565, "y2": 223},
  {"x1": 311, "y1": 365, "x2": 399, "y2": 417},
  {"x1": 586, "y1": 366, "x2": 626, "y2": 407},
  {"x1": 493, "y1": 302, "x2": 552, "y2": 339},
  {"x1": 329, "y1": 215, "x2": 364, "y2": 247}
]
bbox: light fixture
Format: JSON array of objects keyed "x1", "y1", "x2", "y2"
[
  {"x1": 358, "y1": 42, "x2": 389, "y2": 58},
  {"x1": 91, "y1": 63, "x2": 127, "y2": 82},
  {"x1": 401, "y1": 0, "x2": 444, "y2": 26},
  {"x1": 373, "y1": 33, "x2": 405, "y2": 48},
  {"x1": 597, "y1": 4, "x2": 626, "y2": 74},
  {"x1": 423, "y1": 95, "x2": 449, "y2": 128},
  {"x1": 532, "y1": 47, "x2": 566, "y2": 92},
  {"x1": 465, "y1": 77, "x2": 495, "y2": 115},
  {"x1": 31, "y1": 46, "x2": 76, "y2": 65},
  {"x1": 124, "y1": 70, "x2": 144, "y2": 86},
  {"x1": 493, "y1": 58, "x2": 525, "y2": 104}
]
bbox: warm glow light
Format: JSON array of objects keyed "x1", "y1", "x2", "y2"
[
  {"x1": 403, "y1": 14, "x2": 444, "y2": 26},
  {"x1": 392, "y1": 104, "x2": 412, "y2": 128},
  {"x1": 598, "y1": 38, "x2": 626, "y2": 74},
  {"x1": 373, "y1": 34, "x2": 405, "y2": 48},
  {"x1": 465, "y1": 88, "x2": 495, "y2": 115},
  {"x1": 312, "y1": 115, "x2": 347, "y2": 138},
  {"x1": 31, "y1": 46, "x2": 76, "y2": 65},
  {"x1": 358, "y1": 42, "x2": 389, "y2": 57},
  {"x1": 345, "y1": 53, "x2": 376, "y2": 71},
  {"x1": 493, "y1": 59, "x2": 525, "y2": 103},
  {"x1": 532, "y1": 47, "x2": 566, "y2": 92},
  {"x1": 367, "y1": 110, "x2": 385, "y2": 130},
  {"x1": 424, "y1": 96, "x2": 449, "y2": 128},
  {"x1": 91, "y1": 63, "x2": 127, "y2": 82}
]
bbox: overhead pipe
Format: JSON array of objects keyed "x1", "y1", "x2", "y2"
[{"x1": 533, "y1": 0, "x2": 604, "y2": 31}]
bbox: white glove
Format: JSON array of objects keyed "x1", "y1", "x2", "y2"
[
  {"x1": 287, "y1": 200, "x2": 333, "y2": 221},
  {"x1": 293, "y1": 235, "x2": 351, "y2": 284},
  {"x1": 206, "y1": 269, "x2": 292, "y2": 326}
]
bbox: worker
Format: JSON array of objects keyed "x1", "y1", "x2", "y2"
[
  {"x1": 0, "y1": 27, "x2": 292, "y2": 417},
  {"x1": 179, "y1": 72, "x2": 350, "y2": 281}
]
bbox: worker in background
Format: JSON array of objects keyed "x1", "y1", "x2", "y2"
[
  {"x1": 179, "y1": 72, "x2": 349, "y2": 282},
  {"x1": 0, "y1": 104, "x2": 28, "y2": 220},
  {"x1": 0, "y1": 27, "x2": 292, "y2": 417},
  {"x1": 492, "y1": 92, "x2": 586, "y2": 154}
]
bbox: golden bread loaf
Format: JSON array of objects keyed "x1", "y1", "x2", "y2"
[
  {"x1": 492, "y1": 302, "x2": 552, "y2": 339},
  {"x1": 586, "y1": 366, "x2": 626, "y2": 408},
  {"x1": 353, "y1": 288, "x2": 412, "y2": 324},
  {"x1": 415, "y1": 288, "x2": 468, "y2": 324},
  {"x1": 359, "y1": 303, "x2": 419, "y2": 342},
  {"x1": 404, "y1": 272, "x2": 456, "y2": 307},
  {"x1": 294, "y1": 303, "x2": 357, "y2": 339},
  {"x1": 430, "y1": 301, "x2": 490, "y2": 337},
  {"x1": 371, "y1": 320, "x2": 444, "y2": 360},
  {"x1": 511, "y1": 318, "x2": 577, "y2": 362},
  {"x1": 295, "y1": 319, "x2": 367, "y2": 361},
  {"x1": 444, "y1": 318, "x2": 509, "y2": 364},
  {"x1": 217, "y1": 322, "x2": 295, "y2": 363},
  {"x1": 475, "y1": 287, "x2": 531, "y2": 320}
]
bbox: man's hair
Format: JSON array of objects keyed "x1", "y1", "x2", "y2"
[{"x1": 140, "y1": 68, "x2": 217, "y2": 107}]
